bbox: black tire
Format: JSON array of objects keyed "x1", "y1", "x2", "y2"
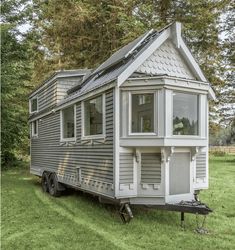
[
  {"x1": 48, "y1": 173, "x2": 61, "y2": 197},
  {"x1": 41, "y1": 172, "x2": 49, "y2": 193}
]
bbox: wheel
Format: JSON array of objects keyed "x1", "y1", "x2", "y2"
[
  {"x1": 48, "y1": 173, "x2": 61, "y2": 197},
  {"x1": 41, "y1": 172, "x2": 49, "y2": 193}
]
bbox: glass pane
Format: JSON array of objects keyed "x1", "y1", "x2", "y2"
[
  {"x1": 84, "y1": 95, "x2": 103, "y2": 136},
  {"x1": 32, "y1": 121, "x2": 37, "y2": 135},
  {"x1": 31, "y1": 98, "x2": 38, "y2": 112},
  {"x1": 34, "y1": 121, "x2": 37, "y2": 134},
  {"x1": 63, "y1": 106, "x2": 75, "y2": 138},
  {"x1": 173, "y1": 92, "x2": 198, "y2": 135},
  {"x1": 131, "y1": 94, "x2": 154, "y2": 133}
]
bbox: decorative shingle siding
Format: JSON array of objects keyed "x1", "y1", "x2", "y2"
[
  {"x1": 136, "y1": 40, "x2": 195, "y2": 80},
  {"x1": 141, "y1": 153, "x2": 161, "y2": 183}
]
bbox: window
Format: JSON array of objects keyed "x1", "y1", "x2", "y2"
[
  {"x1": 32, "y1": 120, "x2": 38, "y2": 137},
  {"x1": 173, "y1": 92, "x2": 198, "y2": 135},
  {"x1": 84, "y1": 95, "x2": 104, "y2": 136},
  {"x1": 61, "y1": 106, "x2": 75, "y2": 140},
  {"x1": 131, "y1": 93, "x2": 154, "y2": 133},
  {"x1": 30, "y1": 97, "x2": 38, "y2": 113}
]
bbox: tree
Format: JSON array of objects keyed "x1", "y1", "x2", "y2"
[
  {"x1": 29, "y1": 0, "x2": 145, "y2": 83},
  {"x1": 1, "y1": 1, "x2": 33, "y2": 166},
  {"x1": 217, "y1": 1, "x2": 235, "y2": 126}
]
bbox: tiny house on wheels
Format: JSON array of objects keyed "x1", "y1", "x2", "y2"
[{"x1": 29, "y1": 22, "x2": 215, "y2": 223}]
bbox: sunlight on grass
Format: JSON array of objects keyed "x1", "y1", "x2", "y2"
[{"x1": 1, "y1": 155, "x2": 235, "y2": 250}]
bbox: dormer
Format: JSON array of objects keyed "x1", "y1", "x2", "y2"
[{"x1": 29, "y1": 69, "x2": 90, "y2": 115}]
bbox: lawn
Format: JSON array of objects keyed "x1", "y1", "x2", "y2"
[{"x1": 1, "y1": 155, "x2": 235, "y2": 250}]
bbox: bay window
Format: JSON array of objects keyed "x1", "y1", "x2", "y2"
[{"x1": 173, "y1": 92, "x2": 198, "y2": 135}]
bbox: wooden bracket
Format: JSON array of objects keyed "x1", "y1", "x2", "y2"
[{"x1": 191, "y1": 146, "x2": 199, "y2": 161}]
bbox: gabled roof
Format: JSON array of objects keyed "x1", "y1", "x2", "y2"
[
  {"x1": 67, "y1": 29, "x2": 160, "y2": 95},
  {"x1": 58, "y1": 22, "x2": 215, "y2": 106}
]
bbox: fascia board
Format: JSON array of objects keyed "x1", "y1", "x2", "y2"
[
  {"x1": 208, "y1": 86, "x2": 217, "y2": 101},
  {"x1": 179, "y1": 37, "x2": 207, "y2": 82}
]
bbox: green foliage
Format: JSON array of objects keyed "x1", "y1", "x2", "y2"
[
  {"x1": 209, "y1": 118, "x2": 235, "y2": 145},
  {"x1": 1, "y1": 0, "x2": 234, "y2": 166},
  {"x1": 1, "y1": 155, "x2": 235, "y2": 249},
  {"x1": 1, "y1": 24, "x2": 30, "y2": 165},
  {"x1": 210, "y1": 150, "x2": 226, "y2": 157}
]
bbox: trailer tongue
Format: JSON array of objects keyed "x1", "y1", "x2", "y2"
[{"x1": 119, "y1": 200, "x2": 212, "y2": 233}]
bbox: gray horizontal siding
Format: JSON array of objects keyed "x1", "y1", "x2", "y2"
[
  {"x1": 141, "y1": 153, "x2": 161, "y2": 183},
  {"x1": 119, "y1": 153, "x2": 134, "y2": 184},
  {"x1": 31, "y1": 89, "x2": 114, "y2": 196},
  {"x1": 38, "y1": 82, "x2": 57, "y2": 111},
  {"x1": 36, "y1": 78, "x2": 81, "y2": 113},
  {"x1": 196, "y1": 152, "x2": 206, "y2": 179}
]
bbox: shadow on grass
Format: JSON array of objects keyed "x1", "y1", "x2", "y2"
[{"x1": 31, "y1": 177, "x2": 183, "y2": 229}]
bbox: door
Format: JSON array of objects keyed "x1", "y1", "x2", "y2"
[{"x1": 169, "y1": 153, "x2": 191, "y2": 200}]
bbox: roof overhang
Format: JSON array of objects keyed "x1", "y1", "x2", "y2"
[
  {"x1": 208, "y1": 86, "x2": 217, "y2": 101},
  {"x1": 117, "y1": 22, "x2": 209, "y2": 87}
]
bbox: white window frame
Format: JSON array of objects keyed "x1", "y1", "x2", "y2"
[
  {"x1": 60, "y1": 105, "x2": 76, "y2": 142},
  {"x1": 81, "y1": 93, "x2": 106, "y2": 140},
  {"x1": 31, "y1": 120, "x2": 38, "y2": 138},
  {"x1": 171, "y1": 91, "x2": 200, "y2": 138},
  {"x1": 128, "y1": 91, "x2": 158, "y2": 136},
  {"x1": 29, "y1": 96, "x2": 38, "y2": 114}
]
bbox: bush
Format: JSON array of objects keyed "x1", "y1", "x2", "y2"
[{"x1": 210, "y1": 151, "x2": 226, "y2": 156}]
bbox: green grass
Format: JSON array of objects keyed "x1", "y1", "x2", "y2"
[{"x1": 1, "y1": 155, "x2": 235, "y2": 250}]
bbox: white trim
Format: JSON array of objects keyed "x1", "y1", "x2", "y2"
[
  {"x1": 29, "y1": 96, "x2": 38, "y2": 114},
  {"x1": 171, "y1": 22, "x2": 181, "y2": 48},
  {"x1": 127, "y1": 75, "x2": 209, "y2": 86},
  {"x1": 117, "y1": 28, "x2": 171, "y2": 86},
  {"x1": 178, "y1": 37, "x2": 207, "y2": 82},
  {"x1": 114, "y1": 87, "x2": 120, "y2": 198},
  {"x1": 208, "y1": 86, "x2": 216, "y2": 101},
  {"x1": 81, "y1": 93, "x2": 106, "y2": 140},
  {"x1": 60, "y1": 104, "x2": 76, "y2": 142}
]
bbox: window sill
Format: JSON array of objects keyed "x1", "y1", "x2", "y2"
[
  {"x1": 81, "y1": 135, "x2": 106, "y2": 141},
  {"x1": 31, "y1": 135, "x2": 38, "y2": 139},
  {"x1": 128, "y1": 133, "x2": 157, "y2": 136},
  {"x1": 60, "y1": 138, "x2": 76, "y2": 143},
  {"x1": 171, "y1": 135, "x2": 202, "y2": 139},
  {"x1": 81, "y1": 135, "x2": 106, "y2": 145}
]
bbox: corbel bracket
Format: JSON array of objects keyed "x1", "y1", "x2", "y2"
[
  {"x1": 162, "y1": 147, "x2": 175, "y2": 163},
  {"x1": 191, "y1": 146, "x2": 199, "y2": 161}
]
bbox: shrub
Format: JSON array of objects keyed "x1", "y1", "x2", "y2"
[{"x1": 210, "y1": 151, "x2": 226, "y2": 156}]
